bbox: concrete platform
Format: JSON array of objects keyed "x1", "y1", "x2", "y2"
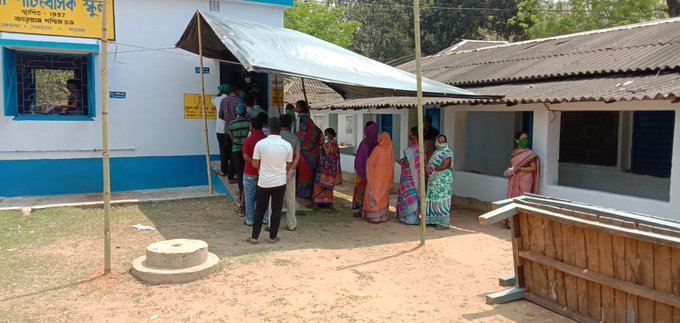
[
  {"x1": 0, "y1": 186, "x2": 219, "y2": 212},
  {"x1": 131, "y1": 239, "x2": 220, "y2": 285}
]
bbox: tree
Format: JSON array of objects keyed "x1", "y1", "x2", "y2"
[
  {"x1": 509, "y1": 0, "x2": 669, "y2": 39},
  {"x1": 669, "y1": 0, "x2": 680, "y2": 17},
  {"x1": 284, "y1": 0, "x2": 361, "y2": 48},
  {"x1": 420, "y1": 0, "x2": 525, "y2": 54},
  {"x1": 345, "y1": 0, "x2": 525, "y2": 62},
  {"x1": 345, "y1": 0, "x2": 414, "y2": 62}
]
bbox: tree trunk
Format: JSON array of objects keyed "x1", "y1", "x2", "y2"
[{"x1": 669, "y1": 0, "x2": 680, "y2": 17}]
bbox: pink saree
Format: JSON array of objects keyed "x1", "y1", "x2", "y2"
[{"x1": 507, "y1": 149, "x2": 540, "y2": 198}]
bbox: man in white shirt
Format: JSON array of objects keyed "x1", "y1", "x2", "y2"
[{"x1": 247, "y1": 117, "x2": 293, "y2": 244}]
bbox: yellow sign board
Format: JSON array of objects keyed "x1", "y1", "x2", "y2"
[
  {"x1": 184, "y1": 93, "x2": 216, "y2": 120},
  {"x1": 271, "y1": 76, "x2": 284, "y2": 107},
  {"x1": 272, "y1": 87, "x2": 284, "y2": 107},
  {"x1": 0, "y1": 0, "x2": 116, "y2": 40}
]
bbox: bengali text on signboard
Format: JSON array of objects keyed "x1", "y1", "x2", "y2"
[
  {"x1": 0, "y1": 0, "x2": 116, "y2": 40},
  {"x1": 270, "y1": 75, "x2": 284, "y2": 107},
  {"x1": 184, "y1": 93, "x2": 216, "y2": 120}
]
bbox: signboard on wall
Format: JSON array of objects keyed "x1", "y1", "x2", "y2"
[
  {"x1": 194, "y1": 67, "x2": 209, "y2": 74},
  {"x1": 0, "y1": 0, "x2": 116, "y2": 40},
  {"x1": 183, "y1": 93, "x2": 216, "y2": 120},
  {"x1": 270, "y1": 74, "x2": 284, "y2": 107}
]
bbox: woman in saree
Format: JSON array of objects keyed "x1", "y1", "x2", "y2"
[
  {"x1": 312, "y1": 128, "x2": 342, "y2": 208},
  {"x1": 425, "y1": 135, "x2": 454, "y2": 230},
  {"x1": 504, "y1": 131, "x2": 540, "y2": 227},
  {"x1": 294, "y1": 100, "x2": 323, "y2": 199},
  {"x1": 396, "y1": 127, "x2": 422, "y2": 225},
  {"x1": 352, "y1": 122, "x2": 379, "y2": 216},
  {"x1": 363, "y1": 132, "x2": 395, "y2": 223}
]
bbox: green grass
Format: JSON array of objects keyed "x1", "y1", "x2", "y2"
[{"x1": 0, "y1": 207, "x2": 101, "y2": 251}]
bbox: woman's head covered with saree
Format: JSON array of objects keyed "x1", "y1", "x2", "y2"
[
  {"x1": 354, "y1": 122, "x2": 379, "y2": 179},
  {"x1": 363, "y1": 131, "x2": 395, "y2": 222}
]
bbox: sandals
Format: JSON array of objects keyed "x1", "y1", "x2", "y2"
[
  {"x1": 268, "y1": 237, "x2": 280, "y2": 244},
  {"x1": 434, "y1": 226, "x2": 450, "y2": 231},
  {"x1": 245, "y1": 237, "x2": 259, "y2": 245}
]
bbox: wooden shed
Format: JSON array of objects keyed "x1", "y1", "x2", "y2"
[{"x1": 479, "y1": 194, "x2": 680, "y2": 323}]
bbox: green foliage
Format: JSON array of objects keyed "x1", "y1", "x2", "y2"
[
  {"x1": 509, "y1": 0, "x2": 669, "y2": 39},
  {"x1": 346, "y1": 0, "x2": 415, "y2": 62},
  {"x1": 35, "y1": 69, "x2": 73, "y2": 111},
  {"x1": 347, "y1": 0, "x2": 525, "y2": 62},
  {"x1": 285, "y1": 0, "x2": 526, "y2": 62},
  {"x1": 284, "y1": 0, "x2": 361, "y2": 48}
]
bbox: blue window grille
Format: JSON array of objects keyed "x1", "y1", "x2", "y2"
[{"x1": 3, "y1": 48, "x2": 95, "y2": 121}]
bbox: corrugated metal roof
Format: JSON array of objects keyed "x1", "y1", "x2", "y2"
[
  {"x1": 436, "y1": 39, "x2": 509, "y2": 55},
  {"x1": 285, "y1": 39, "x2": 511, "y2": 107},
  {"x1": 284, "y1": 78, "x2": 344, "y2": 107},
  {"x1": 398, "y1": 17, "x2": 680, "y2": 86},
  {"x1": 314, "y1": 73, "x2": 680, "y2": 110}
]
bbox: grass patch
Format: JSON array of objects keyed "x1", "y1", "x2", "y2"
[
  {"x1": 235, "y1": 250, "x2": 273, "y2": 265},
  {"x1": 351, "y1": 269, "x2": 375, "y2": 285},
  {"x1": 0, "y1": 207, "x2": 102, "y2": 251},
  {"x1": 273, "y1": 258, "x2": 298, "y2": 267}
]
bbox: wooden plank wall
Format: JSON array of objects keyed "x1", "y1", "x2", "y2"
[{"x1": 518, "y1": 210, "x2": 680, "y2": 323}]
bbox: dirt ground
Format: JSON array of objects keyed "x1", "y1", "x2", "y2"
[{"x1": 0, "y1": 183, "x2": 573, "y2": 322}]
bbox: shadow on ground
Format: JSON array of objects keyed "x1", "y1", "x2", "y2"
[{"x1": 137, "y1": 180, "x2": 511, "y2": 261}]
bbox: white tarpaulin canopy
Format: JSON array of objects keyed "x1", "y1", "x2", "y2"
[{"x1": 176, "y1": 11, "x2": 501, "y2": 100}]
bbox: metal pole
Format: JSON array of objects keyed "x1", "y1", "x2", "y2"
[
  {"x1": 197, "y1": 12, "x2": 213, "y2": 194},
  {"x1": 412, "y1": 0, "x2": 427, "y2": 245},
  {"x1": 101, "y1": 0, "x2": 111, "y2": 273}
]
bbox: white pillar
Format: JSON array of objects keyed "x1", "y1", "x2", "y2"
[
  {"x1": 533, "y1": 106, "x2": 561, "y2": 190},
  {"x1": 669, "y1": 108, "x2": 680, "y2": 210}
]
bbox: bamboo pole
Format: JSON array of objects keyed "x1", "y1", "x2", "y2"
[
  {"x1": 100, "y1": 0, "x2": 111, "y2": 273},
  {"x1": 412, "y1": 0, "x2": 427, "y2": 245},
  {"x1": 301, "y1": 77, "x2": 309, "y2": 104},
  {"x1": 275, "y1": 74, "x2": 283, "y2": 116},
  {"x1": 197, "y1": 12, "x2": 213, "y2": 194}
]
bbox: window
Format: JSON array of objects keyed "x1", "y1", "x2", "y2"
[
  {"x1": 209, "y1": 0, "x2": 220, "y2": 12},
  {"x1": 3, "y1": 48, "x2": 94, "y2": 120},
  {"x1": 559, "y1": 111, "x2": 619, "y2": 166},
  {"x1": 558, "y1": 110, "x2": 674, "y2": 201}
]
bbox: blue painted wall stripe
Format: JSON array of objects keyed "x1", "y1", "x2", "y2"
[
  {"x1": 0, "y1": 155, "x2": 226, "y2": 197},
  {"x1": 243, "y1": 0, "x2": 293, "y2": 7},
  {"x1": 0, "y1": 39, "x2": 100, "y2": 52}
]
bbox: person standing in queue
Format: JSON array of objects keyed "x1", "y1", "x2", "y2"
[{"x1": 246, "y1": 118, "x2": 293, "y2": 244}]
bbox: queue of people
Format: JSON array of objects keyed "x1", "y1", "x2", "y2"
[
  {"x1": 215, "y1": 84, "x2": 540, "y2": 243},
  {"x1": 216, "y1": 85, "x2": 343, "y2": 243}
]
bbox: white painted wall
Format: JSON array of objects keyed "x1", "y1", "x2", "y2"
[
  {"x1": 313, "y1": 101, "x2": 680, "y2": 220},
  {"x1": 0, "y1": 0, "x2": 285, "y2": 161},
  {"x1": 443, "y1": 101, "x2": 680, "y2": 221},
  {"x1": 312, "y1": 108, "x2": 409, "y2": 184}
]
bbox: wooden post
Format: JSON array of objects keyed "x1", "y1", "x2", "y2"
[
  {"x1": 301, "y1": 77, "x2": 309, "y2": 104},
  {"x1": 100, "y1": 0, "x2": 111, "y2": 274},
  {"x1": 197, "y1": 12, "x2": 213, "y2": 194},
  {"x1": 412, "y1": 0, "x2": 426, "y2": 245}
]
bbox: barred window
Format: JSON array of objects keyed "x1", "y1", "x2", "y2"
[
  {"x1": 209, "y1": 0, "x2": 220, "y2": 12},
  {"x1": 14, "y1": 52, "x2": 90, "y2": 116}
]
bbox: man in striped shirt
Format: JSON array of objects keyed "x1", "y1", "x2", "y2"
[
  {"x1": 230, "y1": 103, "x2": 251, "y2": 213},
  {"x1": 219, "y1": 85, "x2": 241, "y2": 183}
]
